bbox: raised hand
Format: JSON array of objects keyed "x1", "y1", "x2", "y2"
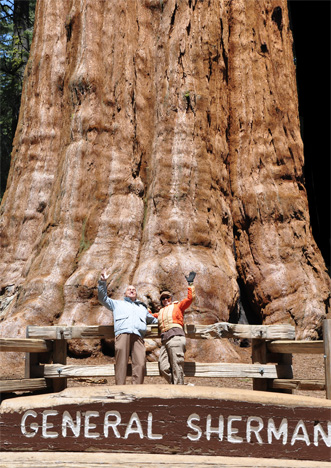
[
  {"x1": 185, "y1": 271, "x2": 196, "y2": 284},
  {"x1": 100, "y1": 269, "x2": 110, "y2": 281}
]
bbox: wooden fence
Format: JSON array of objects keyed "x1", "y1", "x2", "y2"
[{"x1": 1, "y1": 320, "x2": 330, "y2": 399}]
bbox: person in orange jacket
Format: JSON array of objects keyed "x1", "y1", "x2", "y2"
[{"x1": 156, "y1": 271, "x2": 196, "y2": 384}]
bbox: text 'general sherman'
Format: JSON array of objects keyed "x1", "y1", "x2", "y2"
[{"x1": 20, "y1": 409, "x2": 331, "y2": 448}]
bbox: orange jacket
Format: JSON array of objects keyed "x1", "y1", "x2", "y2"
[{"x1": 156, "y1": 286, "x2": 195, "y2": 334}]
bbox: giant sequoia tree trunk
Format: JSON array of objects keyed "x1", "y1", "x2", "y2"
[{"x1": 0, "y1": 0, "x2": 329, "y2": 361}]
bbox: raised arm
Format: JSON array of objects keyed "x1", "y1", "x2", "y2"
[
  {"x1": 179, "y1": 271, "x2": 197, "y2": 312},
  {"x1": 98, "y1": 270, "x2": 115, "y2": 311}
]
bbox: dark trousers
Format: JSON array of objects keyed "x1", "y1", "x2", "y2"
[{"x1": 115, "y1": 333, "x2": 146, "y2": 385}]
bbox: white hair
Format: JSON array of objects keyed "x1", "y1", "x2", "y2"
[{"x1": 123, "y1": 284, "x2": 137, "y2": 296}]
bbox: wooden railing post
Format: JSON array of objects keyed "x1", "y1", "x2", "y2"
[
  {"x1": 25, "y1": 327, "x2": 39, "y2": 379},
  {"x1": 252, "y1": 338, "x2": 293, "y2": 393},
  {"x1": 323, "y1": 319, "x2": 331, "y2": 399},
  {"x1": 52, "y1": 333, "x2": 68, "y2": 392},
  {"x1": 25, "y1": 327, "x2": 53, "y2": 393},
  {"x1": 272, "y1": 350, "x2": 293, "y2": 394},
  {"x1": 251, "y1": 339, "x2": 268, "y2": 391}
]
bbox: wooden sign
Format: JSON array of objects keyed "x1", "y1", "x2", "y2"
[{"x1": 1, "y1": 386, "x2": 330, "y2": 462}]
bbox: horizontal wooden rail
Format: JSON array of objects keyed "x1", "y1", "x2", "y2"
[
  {"x1": 185, "y1": 323, "x2": 295, "y2": 340},
  {"x1": 26, "y1": 323, "x2": 295, "y2": 340},
  {"x1": 270, "y1": 379, "x2": 326, "y2": 391},
  {"x1": 267, "y1": 340, "x2": 324, "y2": 354},
  {"x1": 0, "y1": 378, "x2": 49, "y2": 393},
  {"x1": 32, "y1": 362, "x2": 291, "y2": 380},
  {"x1": 0, "y1": 338, "x2": 52, "y2": 353}
]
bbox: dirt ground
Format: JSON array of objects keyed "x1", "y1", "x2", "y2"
[{"x1": 0, "y1": 342, "x2": 327, "y2": 401}]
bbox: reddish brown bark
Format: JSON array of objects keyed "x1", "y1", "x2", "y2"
[{"x1": 0, "y1": 0, "x2": 329, "y2": 363}]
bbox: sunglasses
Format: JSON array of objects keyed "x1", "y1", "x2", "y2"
[{"x1": 161, "y1": 296, "x2": 171, "y2": 300}]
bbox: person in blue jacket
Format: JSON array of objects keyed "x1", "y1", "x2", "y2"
[{"x1": 98, "y1": 269, "x2": 157, "y2": 385}]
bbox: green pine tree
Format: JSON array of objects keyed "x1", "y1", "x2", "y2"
[{"x1": 1, "y1": 0, "x2": 36, "y2": 199}]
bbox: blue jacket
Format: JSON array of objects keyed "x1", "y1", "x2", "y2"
[{"x1": 98, "y1": 280, "x2": 157, "y2": 338}]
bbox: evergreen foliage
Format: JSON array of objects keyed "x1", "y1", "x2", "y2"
[{"x1": 0, "y1": 0, "x2": 36, "y2": 199}]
